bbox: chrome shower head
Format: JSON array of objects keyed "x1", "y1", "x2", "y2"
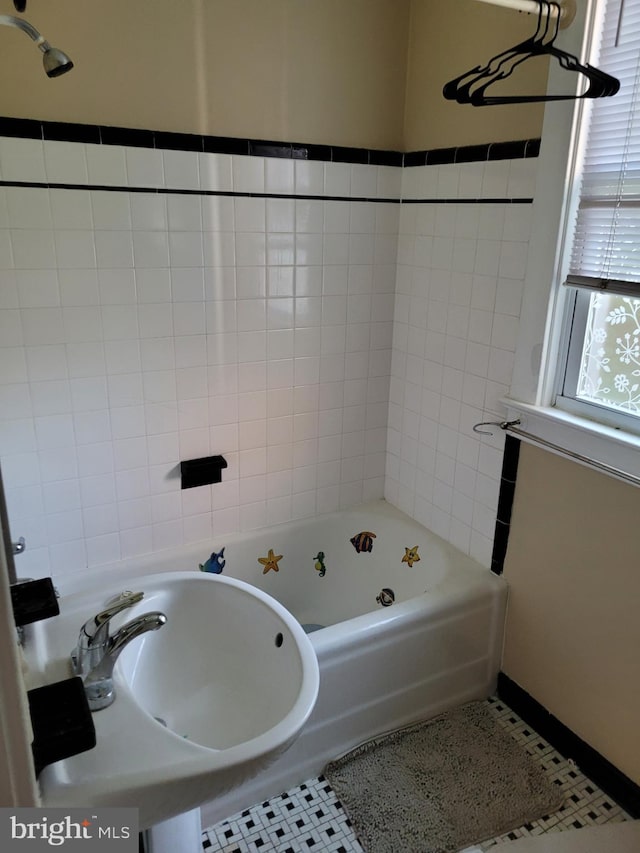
[
  {"x1": 42, "y1": 45, "x2": 74, "y2": 78},
  {"x1": 0, "y1": 14, "x2": 73, "y2": 77}
]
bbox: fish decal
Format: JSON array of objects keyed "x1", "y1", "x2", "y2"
[
  {"x1": 314, "y1": 551, "x2": 327, "y2": 577},
  {"x1": 350, "y1": 531, "x2": 377, "y2": 553},
  {"x1": 199, "y1": 547, "x2": 226, "y2": 574},
  {"x1": 402, "y1": 546, "x2": 420, "y2": 568},
  {"x1": 258, "y1": 548, "x2": 282, "y2": 574}
]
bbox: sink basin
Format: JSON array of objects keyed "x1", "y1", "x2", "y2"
[{"x1": 30, "y1": 571, "x2": 319, "y2": 830}]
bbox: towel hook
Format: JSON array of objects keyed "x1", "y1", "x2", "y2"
[{"x1": 472, "y1": 418, "x2": 521, "y2": 436}]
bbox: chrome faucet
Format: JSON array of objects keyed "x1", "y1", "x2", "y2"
[{"x1": 72, "y1": 590, "x2": 166, "y2": 711}]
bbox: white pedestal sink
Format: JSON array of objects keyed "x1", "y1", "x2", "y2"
[{"x1": 27, "y1": 572, "x2": 320, "y2": 835}]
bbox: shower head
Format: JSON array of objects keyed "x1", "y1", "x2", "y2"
[
  {"x1": 0, "y1": 14, "x2": 73, "y2": 77},
  {"x1": 42, "y1": 45, "x2": 74, "y2": 78}
]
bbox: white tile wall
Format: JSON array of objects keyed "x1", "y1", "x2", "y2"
[
  {"x1": 0, "y1": 134, "x2": 535, "y2": 575},
  {"x1": 0, "y1": 137, "x2": 400, "y2": 581},
  {"x1": 384, "y1": 158, "x2": 535, "y2": 566}
]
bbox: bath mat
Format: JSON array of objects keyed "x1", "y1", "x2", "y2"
[{"x1": 323, "y1": 701, "x2": 564, "y2": 853}]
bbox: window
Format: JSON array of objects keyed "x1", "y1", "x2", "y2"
[
  {"x1": 556, "y1": 0, "x2": 640, "y2": 433},
  {"x1": 560, "y1": 290, "x2": 640, "y2": 431}
]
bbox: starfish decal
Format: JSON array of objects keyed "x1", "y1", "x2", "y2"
[
  {"x1": 402, "y1": 546, "x2": 420, "y2": 568},
  {"x1": 258, "y1": 548, "x2": 282, "y2": 574}
]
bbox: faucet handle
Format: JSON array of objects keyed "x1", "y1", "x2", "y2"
[{"x1": 80, "y1": 590, "x2": 145, "y2": 646}]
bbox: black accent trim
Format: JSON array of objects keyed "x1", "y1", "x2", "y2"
[
  {"x1": 497, "y1": 673, "x2": 640, "y2": 819},
  {"x1": 402, "y1": 198, "x2": 533, "y2": 205},
  {"x1": 369, "y1": 149, "x2": 404, "y2": 167},
  {"x1": 403, "y1": 151, "x2": 427, "y2": 168},
  {"x1": 526, "y1": 137, "x2": 542, "y2": 158},
  {"x1": 203, "y1": 135, "x2": 249, "y2": 155},
  {"x1": 43, "y1": 121, "x2": 101, "y2": 144},
  {"x1": 0, "y1": 116, "x2": 42, "y2": 139},
  {"x1": 250, "y1": 139, "x2": 293, "y2": 159},
  {"x1": 331, "y1": 145, "x2": 369, "y2": 165},
  {"x1": 488, "y1": 139, "x2": 528, "y2": 160},
  {"x1": 0, "y1": 118, "x2": 406, "y2": 166},
  {"x1": 501, "y1": 434, "x2": 521, "y2": 482},
  {"x1": 100, "y1": 125, "x2": 154, "y2": 148},
  {"x1": 0, "y1": 179, "x2": 530, "y2": 207},
  {"x1": 491, "y1": 520, "x2": 510, "y2": 575},
  {"x1": 301, "y1": 143, "x2": 333, "y2": 162},
  {"x1": 0, "y1": 119, "x2": 541, "y2": 168},
  {"x1": 154, "y1": 130, "x2": 203, "y2": 152},
  {"x1": 426, "y1": 147, "x2": 458, "y2": 166},
  {"x1": 454, "y1": 144, "x2": 490, "y2": 164},
  {"x1": 404, "y1": 138, "x2": 541, "y2": 167},
  {"x1": 496, "y1": 477, "x2": 516, "y2": 525},
  {"x1": 491, "y1": 435, "x2": 521, "y2": 575},
  {"x1": 0, "y1": 179, "x2": 402, "y2": 205}
]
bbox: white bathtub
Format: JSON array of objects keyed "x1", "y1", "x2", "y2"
[{"x1": 57, "y1": 499, "x2": 507, "y2": 827}]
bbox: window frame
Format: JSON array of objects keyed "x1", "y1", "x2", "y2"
[
  {"x1": 548, "y1": 0, "x2": 640, "y2": 436},
  {"x1": 505, "y1": 0, "x2": 640, "y2": 484}
]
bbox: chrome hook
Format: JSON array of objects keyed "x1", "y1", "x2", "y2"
[{"x1": 472, "y1": 418, "x2": 521, "y2": 436}]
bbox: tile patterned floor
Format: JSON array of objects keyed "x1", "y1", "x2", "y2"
[{"x1": 201, "y1": 696, "x2": 632, "y2": 853}]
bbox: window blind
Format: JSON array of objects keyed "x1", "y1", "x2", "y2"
[{"x1": 566, "y1": 0, "x2": 640, "y2": 293}]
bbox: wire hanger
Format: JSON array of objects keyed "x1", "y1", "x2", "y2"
[{"x1": 443, "y1": 0, "x2": 619, "y2": 106}]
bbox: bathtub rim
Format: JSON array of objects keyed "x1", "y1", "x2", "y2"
[{"x1": 49, "y1": 499, "x2": 494, "y2": 602}]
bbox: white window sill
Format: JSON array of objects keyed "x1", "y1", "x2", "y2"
[{"x1": 501, "y1": 396, "x2": 640, "y2": 488}]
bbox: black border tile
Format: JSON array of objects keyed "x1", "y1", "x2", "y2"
[
  {"x1": 0, "y1": 117, "x2": 42, "y2": 140},
  {"x1": 202, "y1": 135, "x2": 249, "y2": 156},
  {"x1": 0, "y1": 118, "x2": 541, "y2": 171},
  {"x1": 455, "y1": 143, "x2": 490, "y2": 163},
  {"x1": 491, "y1": 519, "x2": 510, "y2": 575},
  {"x1": 501, "y1": 434, "x2": 521, "y2": 482},
  {"x1": 497, "y1": 673, "x2": 640, "y2": 818},
  {"x1": 497, "y1": 477, "x2": 516, "y2": 525},
  {"x1": 331, "y1": 145, "x2": 369, "y2": 165},
  {"x1": 488, "y1": 139, "x2": 528, "y2": 160},
  {"x1": 250, "y1": 140, "x2": 293, "y2": 159},
  {"x1": 154, "y1": 130, "x2": 203, "y2": 152},
  {"x1": 525, "y1": 137, "x2": 541, "y2": 158},
  {"x1": 404, "y1": 138, "x2": 541, "y2": 167},
  {"x1": 42, "y1": 121, "x2": 101, "y2": 144},
  {"x1": 426, "y1": 146, "x2": 457, "y2": 166},
  {"x1": 402, "y1": 151, "x2": 427, "y2": 168},
  {"x1": 303, "y1": 143, "x2": 333, "y2": 162},
  {"x1": 369, "y1": 149, "x2": 403, "y2": 167},
  {"x1": 99, "y1": 125, "x2": 155, "y2": 148},
  {"x1": 490, "y1": 435, "x2": 521, "y2": 575}
]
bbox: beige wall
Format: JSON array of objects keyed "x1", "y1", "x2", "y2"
[
  {"x1": 0, "y1": 0, "x2": 410, "y2": 150},
  {"x1": 0, "y1": 0, "x2": 547, "y2": 152},
  {"x1": 404, "y1": 0, "x2": 547, "y2": 150},
  {"x1": 503, "y1": 443, "x2": 640, "y2": 785}
]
